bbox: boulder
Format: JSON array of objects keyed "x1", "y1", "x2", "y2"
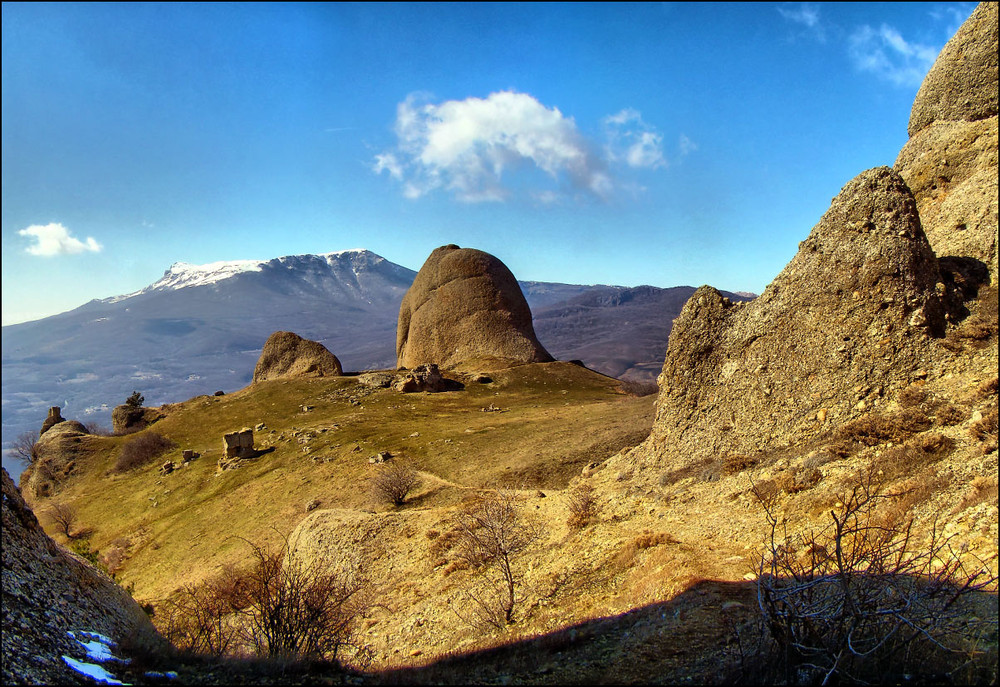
[
  {"x1": 394, "y1": 364, "x2": 446, "y2": 393},
  {"x1": 252, "y1": 331, "x2": 343, "y2": 383},
  {"x1": 111, "y1": 405, "x2": 163, "y2": 435},
  {"x1": 396, "y1": 245, "x2": 553, "y2": 369},
  {"x1": 896, "y1": 2, "x2": 998, "y2": 279},
  {"x1": 649, "y1": 167, "x2": 947, "y2": 469},
  {"x1": 223, "y1": 428, "x2": 256, "y2": 461},
  {"x1": 2, "y1": 468, "x2": 166, "y2": 684},
  {"x1": 39, "y1": 406, "x2": 65, "y2": 436}
]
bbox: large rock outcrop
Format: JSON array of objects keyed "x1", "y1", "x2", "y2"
[
  {"x1": 20, "y1": 419, "x2": 91, "y2": 499},
  {"x1": 252, "y1": 330, "x2": 343, "y2": 383},
  {"x1": 396, "y1": 245, "x2": 553, "y2": 369},
  {"x1": 648, "y1": 167, "x2": 946, "y2": 466},
  {"x1": 895, "y1": 2, "x2": 998, "y2": 278},
  {"x1": 2, "y1": 468, "x2": 166, "y2": 684}
]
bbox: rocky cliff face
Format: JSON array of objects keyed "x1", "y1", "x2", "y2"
[
  {"x1": 895, "y1": 1, "x2": 998, "y2": 280},
  {"x1": 2, "y1": 468, "x2": 166, "y2": 684},
  {"x1": 628, "y1": 3, "x2": 998, "y2": 477},
  {"x1": 252, "y1": 330, "x2": 343, "y2": 383},
  {"x1": 396, "y1": 245, "x2": 553, "y2": 369}
]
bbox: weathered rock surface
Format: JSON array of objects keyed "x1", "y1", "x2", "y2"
[
  {"x1": 252, "y1": 330, "x2": 343, "y2": 383},
  {"x1": 646, "y1": 167, "x2": 947, "y2": 467},
  {"x1": 394, "y1": 364, "x2": 446, "y2": 393},
  {"x1": 896, "y1": 2, "x2": 998, "y2": 278},
  {"x1": 396, "y1": 245, "x2": 553, "y2": 369},
  {"x1": 2, "y1": 468, "x2": 165, "y2": 685},
  {"x1": 907, "y1": 2, "x2": 998, "y2": 136},
  {"x1": 20, "y1": 419, "x2": 91, "y2": 499},
  {"x1": 39, "y1": 406, "x2": 65, "y2": 436},
  {"x1": 111, "y1": 404, "x2": 163, "y2": 435}
]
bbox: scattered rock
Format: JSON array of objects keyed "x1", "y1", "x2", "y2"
[
  {"x1": 370, "y1": 451, "x2": 392, "y2": 464},
  {"x1": 252, "y1": 331, "x2": 343, "y2": 383},
  {"x1": 396, "y1": 245, "x2": 553, "y2": 368},
  {"x1": 394, "y1": 364, "x2": 446, "y2": 393}
]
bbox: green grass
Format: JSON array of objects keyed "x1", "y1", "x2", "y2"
[{"x1": 41, "y1": 362, "x2": 655, "y2": 602}]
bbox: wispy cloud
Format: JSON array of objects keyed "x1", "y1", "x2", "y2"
[
  {"x1": 374, "y1": 91, "x2": 668, "y2": 203},
  {"x1": 778, "y1": 3, "x2": 826, "y2": 42},
  {"x1": 18, "y1": 223, "x2": 102, "y2": 256},
  {"x1": 603, "y1": 108, "x2": 667, "y2": 170},
  {"x1": 848, "y1": 24, "x2": 939, "y2": 87}
]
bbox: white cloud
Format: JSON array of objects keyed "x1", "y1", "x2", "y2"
[
  {"x1": 603, "y1": 109, "x2": 667, "y2": 170},
  {"x1": 18, "y1": 223, "x2": 102, "y2": 256},
  {"x1": 778, "y1": 3, "x2": 825, "y2": 41},
  {"x1": 678, "y1": 134, "x2": 698, "y2": 157},
  {"x1": 374, "y1": 91, "x2": 673, "y2": 203},
  {"x1": 848, "y1": 24, "x2": 940, "y2": 87}
]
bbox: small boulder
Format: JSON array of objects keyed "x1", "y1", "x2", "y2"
[
  {"x1": 394, "y1": 364, "x2": 446, "y2": 393},
  {"x1": 253, "y1": 331, "x2": 343, "y2": 383}
]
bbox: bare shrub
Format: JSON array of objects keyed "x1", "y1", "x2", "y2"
[
  {"x1": 952, "y1": 475, "x2": 999, "y2": 515},
  {"x1": 898, "y1": 382, "x2": 928, "y2": 408},
  {"x1": 161, "y1": 569, "x2": 243, "y2": 657},
  {"x1": 46, "y1": 502, "x2": 80, "y2": 540},
  {"x1": 969, "y1": 405, "x2": 998, "y2": 451},
  {"x1": 775, "y1": 467, "x2": 822, "y2": 494},
  {"x1": 871, "y1": 432, "x2": 955, "y2": 481},
  {"x1": 229, "y1": 536, "x2": 371, "y2": 663},
  {"x1": 566, "y1": 484, "x2": 597, "y2": 528},
  {"x1": 836, "y1": 409, "x2": 932, "y2": 447},
  {"x1": 100, "y1": 537, "x2": 131, "y2": 577},
  {"x1": 749, "y1": 471, "x2": 998, "y2": 685},
  {"x1": 114, "y1": 432, "x2": 176, "y2": 473},
  {"x1": 11, "y1": 430, "x2": 39, "y2": 466},
  {"x1": 452, "y1": 489, "x2": 540, "y2": 629},
  {"x1": 369, "y1": 461, "x2": 420, "y2": 506},
  {"x1": 934, "y1": 403, "x2": 967, "y2": 426},
  {"x1": 164, "y1": 535, "x2": 371, "y2": 664},
  {"x1": 723, "y1": 453, "x2": 759, "y2": 476},
  {"x1": 83, "y1": 422, "x2": 113, "y2": 436}
]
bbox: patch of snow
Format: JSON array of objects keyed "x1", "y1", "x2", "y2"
[
  {"x1": 63, "y1": 631, "x2": 130, "y2": 685},
  {"x1": 62, "y1": 656, "x2": 127, "y2": 685}
]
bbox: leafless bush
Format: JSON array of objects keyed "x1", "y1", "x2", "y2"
[
  {"x1": 723, "y1": 453, "x2": 759, "y2": 475},
  {"x1": 161, "y1": 535, "x2": 371, "y2": 665},
  {"x1": 748, "y1": 470, "x2": 998, "y2": 684},
  {"x1": 46, "y1": 502, "x2": 80, "y2": 540},
  {"x1": 83, "y1": 422, "x2": 113, "y2": 436},
  {"x1": 100, "y1": 537, "x2": 131, "y2": 576},
  {"x1": 11, "y1": 430, "x2": 39, "y2": 466},
  {"x1": 162, "y1": 569, "x2": 243, "y2": 657},
  {"x1": 452, "y1": 490, "x2": 540, "y2": 629},
  {"x1": 369, "y1": 461, "x2": 420, "y2": 506},
  {"x1": 836, "y1": 409, "x2": 932, "y2": 447},
  {"x1": 566, "y1": 484, "x2": 597, "y2": 528},
  {"x1": 114, "y1": 432, "x2": 176, "y2": 473},
  {"x1": 229, "y1": 536, "x2": 371, "y2": 663}
]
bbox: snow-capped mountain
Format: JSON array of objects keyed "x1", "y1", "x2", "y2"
[{"x1": 2, "y1": 248, "x2": 753, "y2": 479}]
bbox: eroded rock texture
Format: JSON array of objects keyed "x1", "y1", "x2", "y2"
[{"x1": 396, "y1": 245, "x2": 553, "y2": 369}]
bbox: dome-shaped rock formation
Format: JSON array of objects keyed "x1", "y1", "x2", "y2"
[
  {"x1": 648, "y1": 167, "x2": 947, "y2": 467},
  {"x1": 252, "y1": 331, "x2": 343, "y2": 383},
  {"x1": 896, "y1": 2, "x2": 998, "y2": 278},
  {"x1": 396, "y1": 245, "x2": 553, "y2": 369}
]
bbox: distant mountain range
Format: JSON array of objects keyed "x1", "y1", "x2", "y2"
[{"x1": 1, "y1": 248, "x2": 752, "y2": 474}]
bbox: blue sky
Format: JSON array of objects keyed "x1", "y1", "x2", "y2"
[{"x1": 1, "y1": 2, "x2": 976, "y2": 325}]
